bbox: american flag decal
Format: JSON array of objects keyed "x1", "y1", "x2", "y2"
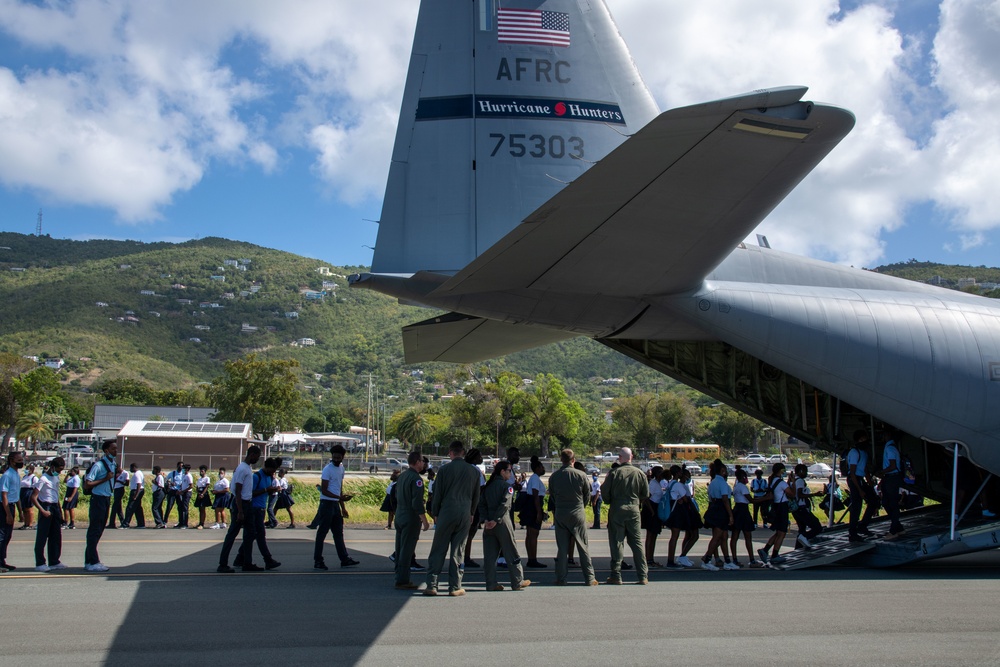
[{"x1": 498, "y1": 8, "x2": 571, "y2": 47}]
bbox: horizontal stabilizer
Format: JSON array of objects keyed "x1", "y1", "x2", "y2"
[
  {"x1": 433, "y1": 87, "x2": 855, "y2": 298},
  {"x1": 402, "y1": 312, "x2": 577, "y2": 363}
]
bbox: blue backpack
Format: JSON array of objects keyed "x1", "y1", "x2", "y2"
[{"x1": 658, "y1": 481, "x2": 677, "y2": 522}]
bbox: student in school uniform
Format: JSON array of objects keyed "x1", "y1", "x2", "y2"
[
  {"x1": 520, "y1": 457, "x2": 548, "y2": 569},
  {"x1": 211, "y1": 468, "x2": 230, "y2": 529},
  {"x1": 750, "y1": 468, "x2": 770, "y2": 527},
  {"x1": 236, "y1": 457, "x2": 281, "y2": 571},
  {"x1": 108, "y1": 467, "x2": 129, "y2": 529},
  {"x1": 193, "y1": 466, "x2": 213, "y2": 529},
  {"x1": 381, "y1": 470, "x2": 400, "y2": 530},
  {"x1": 174, "y1": 464, "x2": 193, "y2": 529},
  {"x1": 792, "y1": 464, "x2": 823, "y2": 549},
  {"x1": 1, "y1": 451, "x2": 26, "y2": 571},
  {"x1": 150, "y1": 466, "x2": 166, "y2": 528},
  {"x1": 162, "y1": 461, "x2": 184, "y2": 525},
  {"x1": 664, "y1": 466, "x2": 701, "y2": 570},
  {"x1": 701, "y1": 460, "x2": 738, "y2": 571},
  {"x1": 122, "y1": 463, "x2": 146, "y2": 528},
  {"x1": 755, "y1": 463, "x2": 792, "y2": 566},
  {"x1": 62, "y1": 467, "x2": 81, "y2": 529},
  {"x1": 19, "y1": 463, "x2": 39, "y2": 530},
  {"x1": 218, "y1": 446, "x2": 261, "y2": 573},
  {"x1": 729, "y1": 468, "x2": 763, "y2": 568},
  {"x1": 273, "y1": 468, "x2": 295, "y2": 528},
  {"x1": 31, "y1": 457, "x2": 67, "y2": 571}
]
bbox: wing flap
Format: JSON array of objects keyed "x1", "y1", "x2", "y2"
[
  {"x1": 433, "y1": 88, "x2": 854, "y2": 298},
  {"x1": 402, "y1": 312, "x2": 578, "y2": 363}
]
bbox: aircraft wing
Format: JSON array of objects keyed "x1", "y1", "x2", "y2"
[
  {"x1": 432, "y1": 87, "x2": 855, "y2": 298},
  {"x1": 402, "y1": 312, "x2": 578, "y2": 363}
]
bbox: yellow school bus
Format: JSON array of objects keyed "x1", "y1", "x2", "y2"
[{"x1": 649, "y1": 443, "x2": 720, "y2": 461}]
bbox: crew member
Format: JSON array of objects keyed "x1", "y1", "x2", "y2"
[
  {"x1": 548, "y1": 449, "x2": 598, "y2": 586},
  {"x1": 600, "y1": 447, "x2": 649, "y2": 584},
  {"x1": 393, "y1": 451, "x2": 429, "y2": 590},
  {"x1": 424, "y1": 441, "x2": 480, "y2": 597}
]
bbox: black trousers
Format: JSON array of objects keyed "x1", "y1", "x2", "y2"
[
  {"x1": 108, "y1": 487, "x2": 125, "y2": 527},
  {"x1": 176, "y1": 491, "x2": 191, "y2": 527},
  {"x1": 151, "y1": 489, "x2": 165, "y2": 526},
  {"x1": 35, "y1": 502, "x2": 62, "y2": 566},
  {"x1": 882, "y1": 474, "x2": 903, "y2": 533},
  {"x1": 123, "y1": 488, "x2": 146, "y2": 527},
  {"x1": 848, "y1": 478, "x2": 878, "y2": 536},
  {"x1": 86, "y1": 495, "x2": 110, "y2": 565},
  {"x1": 219, "y1": 501, "x2": 257, "y2": 567},
  {"x1": 314, "y1": 500, "x2": 350, "y2": 564}
]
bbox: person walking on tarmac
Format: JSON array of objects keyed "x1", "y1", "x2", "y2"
[
  {"x1": 393, "y1": 451, "x2": 429, "y2": 590},
  {"x1": 878, "y1": 432, "x2": 905, "y2": 539},
  {"x1": 423, "y1": 441, "x2": 480, "y2": 597},
  {"x1": 548, "y1": 449, "x2": 598, "y2": 586},
  {"x1": 480, "y1": 461, "x2": 531, "y2": 592},
  {"x1": 847, "y1": 429, "x2": 878, "y2": 542},
  {"x1": 600, "y1": 447, "x2": 649, "y2": 585}
]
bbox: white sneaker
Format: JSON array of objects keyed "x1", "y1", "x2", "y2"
[
  {"x1": 701, "y1": 560, "x2": 720, "y2": 571},
  {"x1": 796, "y1": 534, "x2": 812, "y2": 549},
  {"x1": 210, "y1": 523, "x2": 220, "y2": 529},
  {"x1": 677, "y1": 556, "x2": 694, "y2": 567},
  {"x1": 85, "y1": 563, "x2": 110, "y2": 572},
  {"x1": 50, "y1": 563, "x2": 68, "y2": 570},
  {"x1": 36, "y1": 564, "x2": 51, "y2": 572},
  {"x1": 723, "y1": 562, "x2": 740, "y2": 571},
  {"x1": 221, "y1": 523, "x2": 227, "y2": 529}
]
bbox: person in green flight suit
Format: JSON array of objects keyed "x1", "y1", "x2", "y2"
[
  {"x1": 600, "y1": 447, "x2": 649, "y2": 584},
  {"x1": 548, "y1": 448, "x2": 599, "y2": 586},
  {"x1": 479, "y1": 460, "x2": 532, "y2": 592},
  {"x1": 423, "y1": 441, "x2": 481, "y2": 597},
  {"x1": 394, "y1": 450, "x2": 430, "y2": 590}
]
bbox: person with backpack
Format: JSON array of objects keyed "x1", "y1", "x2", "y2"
[
  {"x1": 755, "y1": 462, "x2": 791, "y2": 566},
  {"x1": 847, "y1": 429, "x2": 878, "y2": 542},
  {"x1": 792, "y1": 463, "x2": 823, "y2": 549},
  {"x1": 218, "y1": 445, "x2": 261, "y2": 573},
  {"x1": 162, "y1": 461, "x2": 183, "y2": 526},
  {"x1": 236, "y1": 457, "x2": 281, "y2": 571},
  {"x1": 642, "y1": 465, "x2": 665, "y2": 568},
  {"x1": 83, "y1": 440, "x2": 118, "y2": 572},
  {"x1": 730, "y1": 468, "x2": 763, "y2": 567},
  {"x1": 877, "y1": 432, "x2": 905, "y2": 538},
  {"x1": 750, "y1": 468, "x2": 770, "y2": 527},
  {"x1": 700, "y1": 460, "x2": 737, "y2": 571}
]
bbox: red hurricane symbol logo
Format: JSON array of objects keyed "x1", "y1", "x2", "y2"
[{"x1": 554, "y1": 102, "x2": 567, "y2": 116}]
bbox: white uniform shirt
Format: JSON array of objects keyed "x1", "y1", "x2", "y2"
[
  {"x1": 196, "y1": 474, "x2": 211, "y2": 492},
  {"x1": 590, "y1": 478, "x2": 600, "y2": 498},
  {"x1": 277, "y1": 477, "x2": 288, "y2": 492},
  {"x1": 129, "y1": 470, "x2": 144, "y2": 490},
  {"x1": 525, "y1": 473, "x2": 546, "y2": 497},
  {"x1": 750, "y1": 476, "x2": 769, "y2": 497},
  {"x1": 231, "y1": 462, "x2": 254, "y2": 501},
  {"x1": 648, "y1": 479, "x2": 664, "y2": 504},
  {"x1": 20, "y1": 472, "x2": 38, "y2": 489},
  {"x1": 37, "y1": 472, "x2": 61, "y2": 504},
  {"x1": 114, "y1": 470, "x2": 130, "y2": 490},
  {"x1": 153, "y1": 473, "x2": 165, "y2": 491},
  {"x1": 176, "y1": 472, "x2": 193, "y2": 493},
  {"x1": 669, "y1": 480, "x2": 688, "y2": 502},
  {"x1": 320, "y1": 462, "x2": 345, "y2": 500},
  {"x1": 213, "y1": 477, "x2": 230, "y2": 493},
  {"x1": 771, "y1": 479, "x2": 790, "y2": 503},
  {"x1": 65, "y1": 474, "x2": 81, "y2": 490}
]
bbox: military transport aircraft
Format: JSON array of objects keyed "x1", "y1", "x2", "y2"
[{"x1": 350, "y1": 0, "x2": 1000, "y2": 568}]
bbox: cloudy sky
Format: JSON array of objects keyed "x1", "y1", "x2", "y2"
[{"x1": 0, "y1": 0, "x2": 997, "y2": 269}]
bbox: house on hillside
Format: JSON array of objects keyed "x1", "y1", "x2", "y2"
[
  {"x1": 294, "y1": 337, "x2": 315, "y2": 347},
  {"x1": 224, "y1": 259, "x2": 238, "y2": 266},
  {"x1": 210, "y1": 275, "x2": 225, "y2": 282},
  {"x1": 285, "y1": 311, "x2": 299, "y2": 319},
  {"x1": 316, "y1": 266, "x2": 331, "y2": 275},
  {"x1": 140, "y1": 289, "x2": 155, "y2": 295},
  {"x1": 241, "y1": 323, "x2": 258, "y2": 333},
  {"x1": 44, "y1": 359, "x2": 65, "y2": 369}
]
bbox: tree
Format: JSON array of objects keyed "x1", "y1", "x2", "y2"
[
  {"x1": 611, "y1": 393, "x2": 660, "y2": 452},
  {"x1": 0, "y1": 354, "x2": 44, "y2": 453},
  {"x1": 205, "y1": 354, "x2": 309, "y2": 439},
  {"x1": 657, "y1": 392, "x2": 700, "y2": 443},
  {"x1": 94, "y1": 378, "x2": 157, "y2": 405},
  {"x1": 708, "y1": 405, "x2": 766, "y2": 452},
  {"x1": 15, "y1": 407, "x2": 57, "y2": 451},
  {"x1": 394, "y1": 409, "x2": 433, "y2": 446},
  {"x1": 521, "y1": 374, "x2": 581, "y2": 458}
]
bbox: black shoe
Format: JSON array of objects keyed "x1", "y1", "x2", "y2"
[
  {"x1": 314, "y1": 561, "x2": 329, "y2": 571},
  {"x1": 233, "y1": 559, "x2": 244, "y2": 568},
  {"x1": 848, "y1": 535, "x2": 868, "y2": 543},
  {"x1": 341, "y1": 558, "x2": 360, "y2": 568},
  {"x1": 217, "y1": 565, "x2": 236, "y2": 573},
  {"x1": 859, "y1": 529, "x2": 875, "y2": 537},
  {"x1": 265, "y1": 560, "x2": 281, "y2": 570},
  {"x1": 2, "y1": 563, "x2": 16, "y2": 571},
  {"x1": 567, "y1": 558, "x2": 578, "y2": 567},
  {"x1": 464, "y1": 559, "x2": 480, "y2": 568},
  {"x1": 525, "y1": 560, "x2": 548, "y2": 569},
  {"x1": 306, "y1": 523, "x2": 318, "y2": 529},
  {"x1": 241, "y1": 563, "x2": 264, "y2": 572},
  {"x1": 621, "y1": 561, "x2": 633, "y2": 570}
]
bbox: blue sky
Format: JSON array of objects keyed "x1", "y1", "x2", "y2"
[{"x1": 0, "y1": 0, "x2": 998, "y2": 270}]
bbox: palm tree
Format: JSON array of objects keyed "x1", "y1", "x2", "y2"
[
  {"x1": 395, "y1": 409, "x2": 432, "y2": 447},
  {"x1": 16, "y1": 407, "x2": 57, "y2": 452}
]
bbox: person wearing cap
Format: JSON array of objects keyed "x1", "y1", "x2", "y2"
[
  {"x1": 393, "y1": 450, "x2": 429, "y2": 590},
  {"x1": 548, "y1": 448, "x2": 597, "y2": 586},
  {"x1": 83, "y1": 440, "x2": 118, "y2": 572},
  {"x1": 600, "y1": 447, "x2": 649, "y2": 584}
]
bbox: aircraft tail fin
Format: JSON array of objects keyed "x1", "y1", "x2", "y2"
[{"x1": 372, "y1": 0, "x2": 659, "y2": 275}]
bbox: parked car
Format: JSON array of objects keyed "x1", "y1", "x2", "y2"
[
  {"x1": 807, "y1": 462, "x2": 833, "y2": 479},
  {"x1": 595, "y1": 451, "x2": 619, "y2": 463},
  {"x1": 584, "y1": 464, "x2": 600, "y2": 476},
  {"x1": 768, "y1": 454, "x2": 788, "y2": 463},
  {"x1": 742, "y1": 453, "x2": 767, "y2": 464},
  {"x1": 279, "y1": 456, "x2": 294, "y2": 471}
]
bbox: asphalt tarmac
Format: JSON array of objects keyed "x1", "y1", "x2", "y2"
[{"x1": 3, "y1": 524, "x2": 1000, "y2": 666}]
